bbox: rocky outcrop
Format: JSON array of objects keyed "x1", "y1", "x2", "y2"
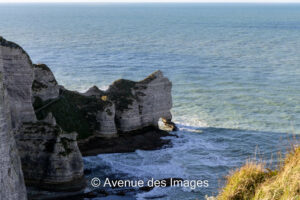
[
  {"x1": 0, "y1": 37, "x2": 27, "y2": 200},
  {"x1": 0, "y1": 37, "x2": 85, "y2": 194},
  {"x1": 32, "y1": 64, "x2": 60, "y2": 101},
  {"x1": 15, "y1": 121, "x2": 85, "y2": 191},
  {"x1": 107, "y1": 70, "x2": 172, "y2": 133},
  {"x1": 34, "y1": 71, "x2": 173, "y2": 139}
]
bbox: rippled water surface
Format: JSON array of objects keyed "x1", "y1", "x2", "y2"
[{"x1": 1, "y1": 3, "x2": 300, "y2": 199}]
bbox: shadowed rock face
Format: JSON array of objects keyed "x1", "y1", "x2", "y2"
[
  {"x1": 15, "y1": 122, "x2": 85, "y2": 191},
  {"x1": 0, "y1": 37, "x2": 27, "y2": 200}
]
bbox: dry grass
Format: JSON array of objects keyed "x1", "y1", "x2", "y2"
[
  {"x1": 217, "y1": 144, "x2": 300, "y2": 200},
  {"x1": 217, "y1": 161, "x2": 273, "y2": 200},
  {"x1": 254, "y1": 146, "x2": 300, "y2": 200}
]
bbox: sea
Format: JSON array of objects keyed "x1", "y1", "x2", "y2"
[{"x1": 1, "y1": 3, "x2": 300, "y2": 199}]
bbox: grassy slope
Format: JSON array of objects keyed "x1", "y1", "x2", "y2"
[{"x1": 217, "y1": 146, "x2": 300, "y2": 200}]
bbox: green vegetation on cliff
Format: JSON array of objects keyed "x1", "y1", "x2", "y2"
[
  {"x1": 33, "y1": 89, "x2": 112, "y2": 140},
  {"x1": 107, "y1": 79, "x2": 137, "y2": 111},
  {"x1": 217, "y1": 145, "x2": 300, "y2": 200}
]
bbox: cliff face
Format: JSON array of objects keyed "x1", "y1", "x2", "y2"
[
  {"x1": 0, "y1": 37, "x2": 36, "y2": 129},
  {"x1": 108, "y1": 70, "x2": 172, "y2": 133},
  {"x1": 0, "y1": 38, "x2": 27, "y2": 200},
  {"x1": 0, "y1": 37, "x2": 85, "y2": 193}
]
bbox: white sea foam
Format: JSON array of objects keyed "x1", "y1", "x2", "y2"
[{"x1": 173, "y1": 115, "x2": 209, "y2": 129}]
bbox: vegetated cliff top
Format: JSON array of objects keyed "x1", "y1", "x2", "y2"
[{"x1": 217, "y1": 145, "x2": 300, "y2": 200}]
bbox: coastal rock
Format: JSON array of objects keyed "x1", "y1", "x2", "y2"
[
  {"x1": 158, "y1": 118, "x2": 178, "y2": 132},
  {"x1": 15, "y1": 122, "x2": 85, "y2": 191},
  {"x1": 0, "y1": 36, "x2": 36, "y2": 128},
  {"x1": 0, "y1": 37, "x2": 27, "y2": 200},
  {"x1": 107, "y1": 70, "x2": 172, "y2": 133},
  {"x1": 32, "y1": 64, "x2": 60, "y2": 101},
  {"x1": 35, "y1": 71, "x2": 173, "y2": 139}
]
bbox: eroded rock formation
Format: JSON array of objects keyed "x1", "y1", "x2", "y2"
[
  {"x1": 34, "y1": 70, "x2": 173, "y2": 139},
  {"x1": 107, "y1": 70, "x2": 172, "y2": 133},
  {"x1": 15, "y1": 122, "x2": 85, "y2": 191}
]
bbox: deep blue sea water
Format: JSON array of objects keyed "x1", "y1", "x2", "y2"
[{"x1": 1, "y1": 3, "x2": 300, "y2": 199}]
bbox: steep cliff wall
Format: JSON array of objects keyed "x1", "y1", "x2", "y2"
[
  {"x1": 0, "y1": 37, "x2": 36, "y2": 129},
  {"x1": 0, "y1": 37, "x2": 85, "y2": 193},
  {"x1": 0, "y1": 38, "x2": 27, "y2": 200}
]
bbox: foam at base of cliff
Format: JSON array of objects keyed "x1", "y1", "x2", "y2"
[{"x1": 83, "y1": 123, "x2": 295, "y2": 200}]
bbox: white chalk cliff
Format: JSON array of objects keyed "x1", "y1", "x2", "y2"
[
  {"x1": 107, "y1": 71, "x2": 172, "y2": 133},
  {"x1": 0, "y1": 37, "x2": 27, "y2": 200}
]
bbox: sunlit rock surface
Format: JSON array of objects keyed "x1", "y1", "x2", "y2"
[{"x1": 107, "y1": 70, "x2": 172, "y2": 133}]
